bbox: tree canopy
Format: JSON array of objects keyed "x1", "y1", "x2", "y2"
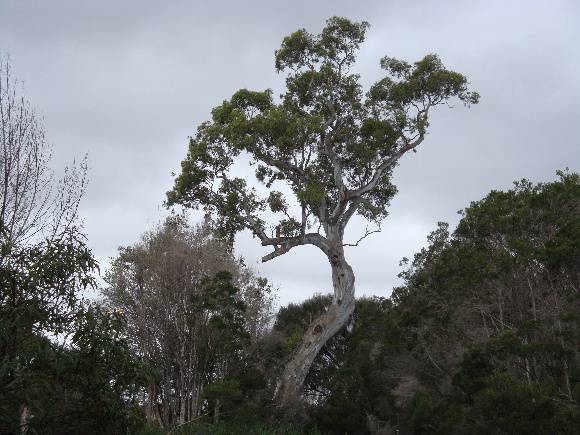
[{"x1": 167, "y1": 17, "x2": 478, "y2": 260}]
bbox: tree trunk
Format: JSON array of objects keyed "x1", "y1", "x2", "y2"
[
  {"x1": 20, "y1": 406, "x2": 31, "y2": 434},
  {"x1": 214, "y1": 399, "x2": 221, "y2": 424},
  {"x1": 275, "y1": 240, "x2": 355, "y2": 407},
  {"x1": 146, "y1": 384, "x2": 163, "y2": 426}
]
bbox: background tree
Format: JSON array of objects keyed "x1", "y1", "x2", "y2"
[
  {"x1": 0, "y1": 56, "x2": 145, "y2": 434},
  {"x1": 102, "y1": 216, "x2": 275, "y2": 428},
  {"x1": 0, "y1": 227, "x2": 98, "y2": 432},
  {"x1": 27, "y1": 305, "x2": 145, "y2": 435},
  {"x1": 167, "y1": 16, "x2": 478, "y2": 404},
  {"x1": 0, "y1": 55, "x2": 87, "y2": 246},
  {"x1": 0, "y1": 220, "x2": 144, "y2": 435}
]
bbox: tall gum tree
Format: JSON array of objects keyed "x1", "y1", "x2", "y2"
[{"x1": 167, "y1": 17, "x2": 479, "y2": 406}]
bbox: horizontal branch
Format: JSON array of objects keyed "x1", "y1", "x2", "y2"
[
  {"x1": 261, "y1": 232, "x2": 330, "y2": 262},
  {"x1": 217, "y1": 173, "x2": 332, "y2": 263},
  {"x1": 262, "y1": 242, "x2": 300, "y2": 262}
]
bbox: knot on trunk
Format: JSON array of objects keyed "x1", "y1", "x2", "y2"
[
  {"x1": 330, "y1": 253, "x2": 340, "y2": 266},
  {"x1": 313, "y1": 324, "x2": 323, "y2": 335}
]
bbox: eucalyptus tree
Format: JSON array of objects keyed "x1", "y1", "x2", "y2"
[{"x1": 167, "y1": 17, "x2": 479, "y2": 405}]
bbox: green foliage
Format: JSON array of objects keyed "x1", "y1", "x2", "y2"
[
  {"x1": 273, "y1": 294, "x2": 333, "y2": 355},
  {"x1": 0, "y1": 232, "x2": 93, "y2": 431},
  {"x1": 167, "y1": 17, "x2": 477, "y2": 240},
  {"x1": 468, "y1": 373, "x2": 556, "y2": 434},
  {"x1": 406, "y1": 391, "x2": 435, "y2": 434},
  {"x1": 453, "y1": 348, "x2": 494, "y2": 396},
  {"x1": 33, "y1": 306, "x2": 146, "y2": 434},
  {"x1": 159, "y1": 171, "x2": 580, "y2": 433},
  {"x1": 0, "y1": 231, "x2": 145, "y2": 434},
  {"x1": 195, "y1": 271, "x2": 250, "y2": 348},
  {"x1": 301, "y1": 172, "x2": 580, "y2": 434}
]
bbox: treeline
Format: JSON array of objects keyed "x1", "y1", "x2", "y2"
[
  {"x1": 302, "y1": 171, "x2": 580, "y2": 434},
  {"x1": 3, "y1": 172, "x2": 579, "y2": 434}
]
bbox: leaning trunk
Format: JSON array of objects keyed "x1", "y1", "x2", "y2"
[{"x1": 275, "y1": 241, "x2": 355, "y2": 406}]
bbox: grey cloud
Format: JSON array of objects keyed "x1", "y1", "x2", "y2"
[{"x1": 1, "y1": 0, "x2": 578, "y2": 306}]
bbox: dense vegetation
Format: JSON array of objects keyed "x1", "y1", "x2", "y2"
[
  {"x1": 304, "y1": 171, "x2": 580, "y2": 434},
  {"x1": 0, "y1": 229, "x2": 145, "y2": 433},
  {"x1": 3, "y1": 171, "x2": 578, "y2": 434}
]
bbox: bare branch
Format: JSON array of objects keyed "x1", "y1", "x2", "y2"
[
  {"x1": 342, "y1": 225, "x2": 381, "y2": 247},
  {"x1": 262, "y1": 231, "x2": 330, "y2": 261},
  {"x1": 338, "y1": 198, "x2": 361, "y2": 235},
  {"x1": 1, "y1": 55, "x2": 86, "y2": 245}
]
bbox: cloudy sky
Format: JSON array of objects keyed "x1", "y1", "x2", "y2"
[{"x1": 1, "y1": 0, "x2": 578, "y2": 305}]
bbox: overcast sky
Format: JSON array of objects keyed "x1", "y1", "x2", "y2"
[{"x1": 1, "y1": 0, "x2": 578, "y2": 306}]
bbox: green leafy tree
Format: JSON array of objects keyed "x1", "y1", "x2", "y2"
[
  {"x1": 0, "y1": 230, "x2": 94, "y2": 432},
  {"x1": 35, "y1": 306, "x2": 145, "y2": 435},
  {"x1": 168, "y1": 16, "x2": 478, "y2": 404}
]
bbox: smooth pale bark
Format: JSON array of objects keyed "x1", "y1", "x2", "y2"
[
  {"x1": 274, "y1": 229, "x2": 355, "y2": 406},
  {"x1": 20, "y1": 406, "x2": 31, "y2": 434}
]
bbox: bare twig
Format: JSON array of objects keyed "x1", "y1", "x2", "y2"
[{"x1": 342, "y1": 225, "x2": 381, "y2": 247}]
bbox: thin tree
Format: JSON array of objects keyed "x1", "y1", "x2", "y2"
[
  {"x1": 0, "y1": 55, "x2": 86, "y2": 247},
  {"x1": 167, "y1": 17, "x2": 479, "y2": 405},
  {"x1": 0, "y1": 54, "x2": 91, "y2": 430}
]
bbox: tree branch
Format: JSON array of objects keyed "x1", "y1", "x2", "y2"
[
  {"x1": 349, "y1": 110, "x2": 428, "y2": 199},
  {"x1": 258, "y1": 152, "x2": 306, "y2": 184},
  {"x1": 338, "y1": 198, "x2": 361, "y2": 234},
  {"x1": 261, "y1": 241, "x2": 300, "y2": 262},
  {"x1": 218, "y1": 175, "x2": 331, "y2": 261},
  {"x1": 342, "y1": 225, "x2": 381, "y2": 247},
  {"x1": 261, "y1": 232, "x2": 329, "y2": 262}
]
